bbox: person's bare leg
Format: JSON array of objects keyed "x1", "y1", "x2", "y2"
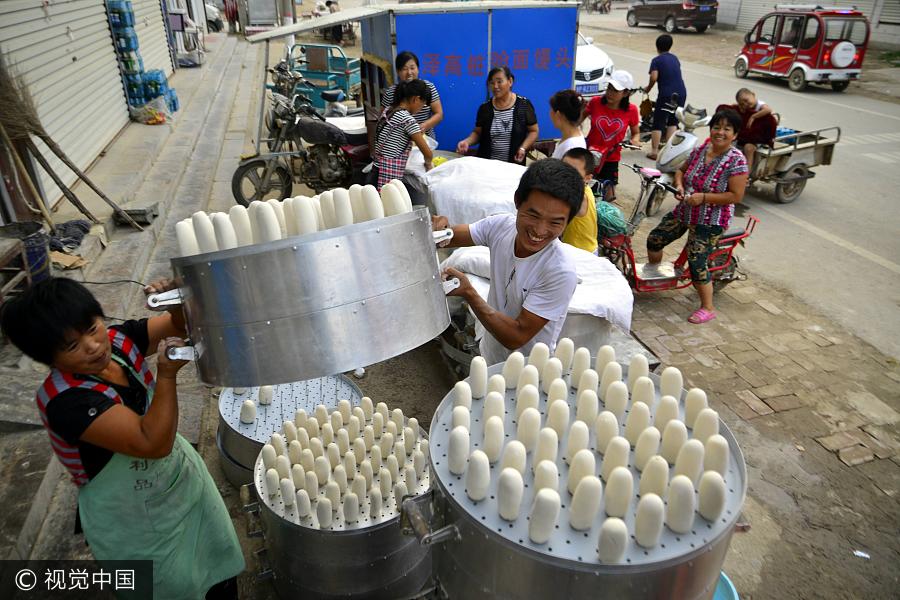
[
  {"x1": 693, "y1": 281, "x2": 714, "y2": 311},
  {"x1": 649, "y1": 130, "x2": 662, "y2": 158},
  {"x1": 665, "y1": 124, "x2": 677, "y2": 143},
  {"x1": 743, "y1": 144, "x2": 757, "y2": 173}
]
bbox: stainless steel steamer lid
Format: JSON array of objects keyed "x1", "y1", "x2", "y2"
[
  {"x1": 428, "y1": 364, "x2": 748, "y2": 571},
  {"x1": 170, "y1": 207, "x2": 450, "y2": 387}
]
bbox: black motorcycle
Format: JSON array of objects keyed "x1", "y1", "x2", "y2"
[{"x1": 231, "y1": 90, "x2": 369, "y2": 205}]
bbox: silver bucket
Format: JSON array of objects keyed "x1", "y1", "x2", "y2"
[{"x1": 167, "y1": 208, "x2": 449, "y2": 387}]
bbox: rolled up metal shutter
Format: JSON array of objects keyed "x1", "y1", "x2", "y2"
[
  {"x1": 133, "y1": 0, "x2": 173, "y2": 75},
  {"x1": 877, "y1": 0, "x2": 900, "y2": 25},
  {"x1": 0, "y1": 0, "x2": 128, "y2": 205},
  {"x1": 736, "y1": 0, "x2": 776, "y2": 31}
]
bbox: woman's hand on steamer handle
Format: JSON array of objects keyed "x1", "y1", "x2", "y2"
[
  {"x1": 157, "y1": 337, "x2": 190, "y2": 379},
  {"x1": 144, "y1": 278, "x2": 177, "y2": 295}
]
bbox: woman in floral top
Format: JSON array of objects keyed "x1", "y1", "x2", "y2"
[{"x1": 645, "y1": 108, "x2": 748, "y2": 324}]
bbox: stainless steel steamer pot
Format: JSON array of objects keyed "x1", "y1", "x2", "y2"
[
  {"x1": 251, "y1": 430, "x2": 432, "y2": 599},
  {"x1": 165, "y1": 208, "x2": 449, "y2": 387},
  {"x1": 422, "y1": 364, "x2": 748, "y2": 600}
]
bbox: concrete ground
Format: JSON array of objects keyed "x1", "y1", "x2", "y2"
[{"x1": 0, "y1": 18, "x2": 898, "y2": 600}]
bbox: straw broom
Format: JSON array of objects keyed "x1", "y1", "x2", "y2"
[
  {"x1": 0, "y1": 121, "x2": 53, "y2": 230},
  {"x1": 0, "y1": 53, "x2": 143, "y2": 231}
]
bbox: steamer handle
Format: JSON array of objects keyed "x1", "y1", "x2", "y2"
[
  {"x1": 146, "y1": 288, "x2": 184, "y2": 311},
  {"x1": 442, "y1": 278, "x2": 460, "y2": 295},
  {"x1": 433, "y1": 228, "x2": 454, "y2": 246},
  {"x1": 166, "y1": 344, "x2": 197, "y2": 362},
  {"x1": 400, "y1": 494, "x2": 459, "y2": 546}
]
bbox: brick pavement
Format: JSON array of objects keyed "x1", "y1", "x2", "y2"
[{"x1": 626, "y1": 209, "x2": 899, "y2": 481}]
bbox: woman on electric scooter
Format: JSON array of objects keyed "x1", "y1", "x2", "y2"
[
  {"x1": 583, "y1": 70, "x2": 641, "y2": 201},
  {"x1": 644, "y1": 108, "x2": 749, "y2": 324}
]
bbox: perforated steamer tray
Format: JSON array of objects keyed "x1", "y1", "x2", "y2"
[
  {"x1": 428, "y1": 363, "x2": 747, "y2": 568},
  {"x1": 219, "y1": 376, "x2": 363, "y2": 467},
  {"x1": 249, "y1": 389, "x2": 431, "y2": 531},
  {"x1": 252, "y1": 448, "x2": 431, "y2": 531}
]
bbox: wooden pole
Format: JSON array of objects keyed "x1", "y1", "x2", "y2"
[
  {"x1": 23, "y1": 138, "x2": 100, "y2": 224},
  {"x1": 35, "y1": 132, "x2": 144, "y2": 232},
  {"x1": 0, "y1": 122, "x2": 56, "y2": 233}
]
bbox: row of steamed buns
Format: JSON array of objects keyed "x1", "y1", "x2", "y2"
[{"x1": 174, "y1": 180, "x2": 413, "y2": 257}]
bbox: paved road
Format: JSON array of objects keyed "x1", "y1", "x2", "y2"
[{"x1": 592, "y1": 39, "x2": 900, "y2": 359}]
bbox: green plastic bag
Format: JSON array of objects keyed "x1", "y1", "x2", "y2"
[{"x1": 597, "y1": 201, "x2": 627, "y2": 239}]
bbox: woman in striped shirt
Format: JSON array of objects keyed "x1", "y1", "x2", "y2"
[
  {"x1": 456, "y1": 66, "x2": 539, "y2": 165},
  {"x1": 645, "y1": 108, "x2": 748, "y2": 324},
  {"x1": 380, "y1": 51, "x2": 443, "y2": 140},
  {"x1": 372, "y1": 78, "x2": 434, "y2": 191},
  {"x1": 0, "y1": 278, "x2": 244, "y2": 598}
]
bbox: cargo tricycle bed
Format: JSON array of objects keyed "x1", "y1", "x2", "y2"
[{"x1": 751, "y1": 125, "x2": 840, "y2": 203}]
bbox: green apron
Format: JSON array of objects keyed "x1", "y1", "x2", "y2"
[{"x1": 77, "y1": 355, "x2": 245, "y2": 599}]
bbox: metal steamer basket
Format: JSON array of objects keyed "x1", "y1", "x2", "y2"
[
  {"x1": 218, "y1": 376, "x2": 364, "y2": 487},
  {"x1": 161, "y1": 207, "x2": 449, "y2": 387},
  {"x1": 422, "y1": 364, "x2": 747, "y2": 600},
  {"x1": 251, "y1": 424, "x2": 432, "y2": 599}
]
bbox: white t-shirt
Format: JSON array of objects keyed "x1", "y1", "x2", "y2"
[
  {"x1": 552, "y1": 135, "x2": 587, "y2": 159},
  {"x1": 469, "y1": 214, "x2": 578, "y2": 365}
]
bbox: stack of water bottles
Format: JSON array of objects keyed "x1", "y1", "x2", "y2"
[{"x1": 107, "y1": 0, "x2": 178, "y2": 113}]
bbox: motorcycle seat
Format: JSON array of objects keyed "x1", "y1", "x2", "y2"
[
  {"x1": 321, "y1": 89, "x2": 345, "y2": 102},
  {"x1": 720, "y1": 225, "x2": 746, "y2": 240},
  {"x1": 325, "y1": 116, "x2": 367, "y2": 146}
]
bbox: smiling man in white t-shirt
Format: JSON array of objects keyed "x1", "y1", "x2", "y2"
[{"x1": 433, "y1": 159, "x2": 585, "y2": 365}]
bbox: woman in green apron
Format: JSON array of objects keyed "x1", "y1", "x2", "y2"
[{"x1": 1, "y1": 278, "x2": 245, "y2": 599}]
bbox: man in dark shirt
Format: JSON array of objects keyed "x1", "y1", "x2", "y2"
[{"x1": 643, "y1": 34, "x2": 687, "y2": 160}]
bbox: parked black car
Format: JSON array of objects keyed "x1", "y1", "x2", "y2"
[{"x1": 626, "y1": 0, "x2": 718, "y2": 33}]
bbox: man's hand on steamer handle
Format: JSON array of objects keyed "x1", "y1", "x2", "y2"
[{"x1": 442, "y1": 267, "x2": 473, "y2": 299}]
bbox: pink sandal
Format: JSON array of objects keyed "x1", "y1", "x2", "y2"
[{"x1": 688, "y1": 308, "x2": 716, "y2": 324}]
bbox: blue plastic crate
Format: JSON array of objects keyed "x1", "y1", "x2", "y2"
[
  {"x1": 143, "y1": 69, "x2": 168, "y2": 97},
  {"x1": 108, "y1": 1, "x2": 135, "y2": 27},
  {"x1": 126, "y1": 93, "x2": 146, "y2": 107},
  {"x1": 113, "y1": 27, "x2": 139, "y2": 52},
  {"x1": 120, "y1": 51, "x2": 144, "y2": 74},
  {"x1": 124, "y1": 73, "x2": 143, "y2": 97},
  {"x1": 165, "y1": 88, "x2": 179, "y2": 113}
]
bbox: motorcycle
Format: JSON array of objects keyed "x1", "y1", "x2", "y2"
[
  {"x1": 600, "y1": 160, "x2": 759, "y2": 293},
  {"x1": 231, "y1": 91, "x2": 370, "y2": 204},
  {"x1": 643, "y1": 94, "x2": 712, "y2": 217},
  {"x1": 583, "y1": 0, "x2": 612, "y2": 13}
]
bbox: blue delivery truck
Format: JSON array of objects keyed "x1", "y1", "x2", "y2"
[{"x1": 249, "y1": 1, "x2": 580, "y2": 149}]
